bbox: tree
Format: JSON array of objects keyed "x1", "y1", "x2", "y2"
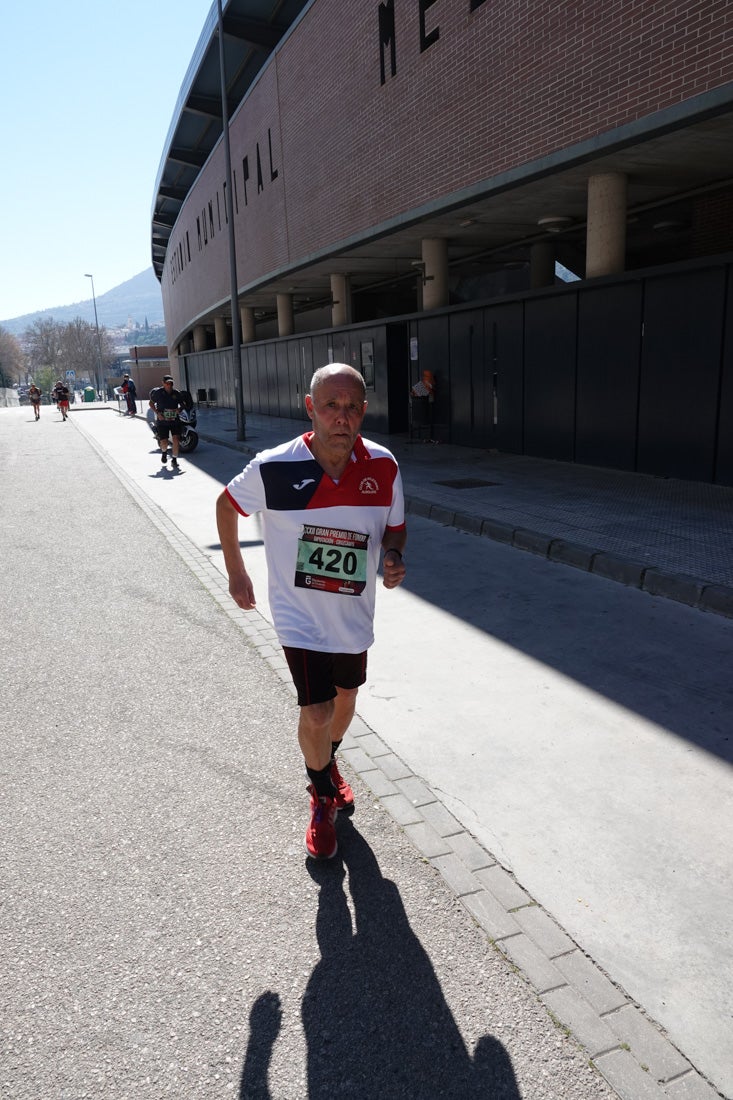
[
  {"x1": 0, "y1": 325, "x2": 26, "y2": 384},
  {"x1": 24, "y1": 316, "x2": 116, "y2": 390},
  {"x1": 33, "y1": 365, "x2": 58, "y2": 397},
  {"x1": 61, "y1": 317, "x2": 113, "y2": 385},
  {"x1": 24, "y1": 318, "x2": 64, "y2": 378}
]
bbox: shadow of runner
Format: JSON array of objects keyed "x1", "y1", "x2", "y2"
[
  {"x1": 302, "y1": 819, "x2": 520, "y2": 1099},
  {"x1": 239, "y1": 992, "x2": 283, "y2": 1099}
]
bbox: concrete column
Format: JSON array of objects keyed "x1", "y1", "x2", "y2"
[
  {"x1": 214, "y1": 316, "x2": 229, "y2": 348},
  {"x1": 193, "y1": 325, "x2": 208, "y2": 353},
  {"x1": 240, "y1": 306, "x2": 256, "y2": 343},
  {"x1": 585, "y1": 172, "x2": 627, "y2": 279},
  {"x1": 277, "y1": 293, "x2": 294, "y2": 337},
  {"x1": 530, "y1": 241, "x2": 556, "y2": 288},
  {"x1": 421, "y1": 238, "x2": 449, "y2": 310},
  {"x1": 330, "y1": 274, "x2": 352, "y2": 327}
]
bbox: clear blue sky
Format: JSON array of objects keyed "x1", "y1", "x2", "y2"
[{"x1": 0, "y1": 0, "x2": 210, "y2": 321}]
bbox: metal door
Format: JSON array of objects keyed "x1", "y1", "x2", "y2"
[
  {"x1": 488, "y1": 302, "x2": 524, "y2": 455},
  {"x1": 576, "y1": 283, "x2": 642, "y2": 471},
  {"x1": 449, "y1": 309, "x2": 493, "y2": 448},
  {"x1": 524, "y1": 293, "x2": 577, "y2": 461},
  {"x1": 637, "y1": 268, "x2": 725, "y2": 481}
]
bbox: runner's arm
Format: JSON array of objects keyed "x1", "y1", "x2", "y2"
[
  {"x1": 381, "y1": 528, "x2": 407, "y2": 589},
  {"x1": 216, "y1": 490, "x2": 256, "y2": 609}
]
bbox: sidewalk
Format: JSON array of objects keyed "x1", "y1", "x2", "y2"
[{"x1": 185, "y1": 403, "x2": 733, "y2": 617}]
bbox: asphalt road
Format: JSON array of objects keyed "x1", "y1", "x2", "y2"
[{"x1": 0, "y1": 406, "x2": 622, "y2": 1098}]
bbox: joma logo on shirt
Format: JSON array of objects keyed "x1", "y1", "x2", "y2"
[
  {"x1": 293, "y1": 478, "x2": 316, "y2": 490},
  {"x1": 359, "y1": 478, "x2": 379, "y2": 494}
]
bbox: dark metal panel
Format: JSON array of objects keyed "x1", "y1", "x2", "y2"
[
  {"x1": 637, "y1": 268, "x2": 725, "y2": 481},
  {"x1": 265, "y1": 342, "x2": 278, "y2": 414},
  {"x1": 276, "y1": 341, "x2": 290, "y2": 416},
  {"x1": 487, "y1": 301, "x2": 524, "y2": 455},
  {"x1": 311, "y1": 334, "x2": 328, "y2": 377},
  {"x1": 287, "y1": 340, "x2": 303, "y2": 418},
  {"x1": 353, "y1": 326, "x2": 386, "y2": 433},
  {"x1": 576, "y1": 283, "x2": 642, "y2": 470},
  {"x1": 714, "y1": 266, "x2": 733, "y2": 486},
  {"x1": 386, "y1": 322, "x2": 409, "y2": 433},
  {"x1": 254, "y1": 345, "x2": 268, "y2": 413},
  {"x1": 299, "y1": 338, "x2": 315, "y2": 419},
  {"x1": 449, "y1": 310, "x2": 492, "y2": 447},
  {"x1": 524, "y1": 293, "x2": 577, "y2": 461},
  {"x1": 413, "y1": 315, "x2": 449, "y2": 438},
  {"x1": 329, "y1": 331, "x2": 349, "y2": 365},
  {"x1": 242, "y1": 345, "x2": 256, "y2": 411}
]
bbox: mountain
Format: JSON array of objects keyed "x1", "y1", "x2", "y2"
[{"x1": 0, "y1": 268, "x2": 165, "y2": 336}]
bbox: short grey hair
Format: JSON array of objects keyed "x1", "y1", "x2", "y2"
[{"x1": 309, "y1": 363, "x2": 366, "y2": 401}]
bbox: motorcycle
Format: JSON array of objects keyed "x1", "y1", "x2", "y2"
[{"x1": 147, "y1": 389, "x2": 199, "y2": 453}]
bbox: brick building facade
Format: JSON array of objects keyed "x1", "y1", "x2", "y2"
[{"x1": 153, "y1": 0, "x2": 733, "y2": 484}]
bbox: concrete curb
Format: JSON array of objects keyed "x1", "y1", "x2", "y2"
[{"x1": 405, "y1": 496, "x2": 733, "y2": 621}]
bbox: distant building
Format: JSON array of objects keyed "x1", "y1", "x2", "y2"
[{"x1": 119, "y1": 345, "x2": 174, "y2": 397}]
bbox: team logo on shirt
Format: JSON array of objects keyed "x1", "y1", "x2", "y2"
[{"x1": 359, "y1": 477, "x2": 379, "y2": 494}]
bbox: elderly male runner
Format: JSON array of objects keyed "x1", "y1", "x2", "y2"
[{"x1": 216, "y1": 364, "x2": 407, "y2": 859}]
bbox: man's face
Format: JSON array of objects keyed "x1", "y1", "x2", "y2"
[{"x1": 305, "y1": 373, "x2": 366, "y2": 457}]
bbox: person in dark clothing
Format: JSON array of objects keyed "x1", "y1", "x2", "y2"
[
  {"x1": 54, "y1": 380, "x2": 70, "y2": 421},
  {"x1": 149, "y1": 375, "x2": 184, "y2": 469},
  {"x1": 122, "y1": 373, "x2": 138, "y2": 416}
]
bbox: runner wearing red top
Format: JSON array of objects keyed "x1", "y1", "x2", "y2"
[
  {"x1": 54, "y1": 381, "x2": 70, "y2": 421},
  {"x1": 216, "y1": 364, "x2": 407, "y2": 859}
]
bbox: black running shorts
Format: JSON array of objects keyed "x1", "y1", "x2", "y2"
[
  {"x1": 156, "y1": 418, "x2": 182, "y2": 438},
  {"x1": 283, "y1": 647, "x2": 367, "y2": 707}
]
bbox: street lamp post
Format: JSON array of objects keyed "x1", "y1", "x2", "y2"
[
  {"x1": 217, "y1": 0, "x2": 245, "y2": 440},
  {"x1": 84, "y1": 273, "x2": 104, "y2": 398}
]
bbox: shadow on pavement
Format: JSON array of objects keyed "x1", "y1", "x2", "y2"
[
  {"x1": 303, "y1": 819, "x2": 518, "y2": 1099},
  {"x1": 239, "y1": 992, "x2": 283, "y2": 1099},
  {"x1": 398, "y1": 517, "x2": 733, "y2": 766},
  {"x1": 238, "y1": 821, "x2": 519, "y2": 1098}
]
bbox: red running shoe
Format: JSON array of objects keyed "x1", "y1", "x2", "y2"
[
  {"x1": 330, "y1": 759, "x2": 354, "y2": 812},
  {"x1": 305, "y1": 786, "x2": 338, "y2": 859}
]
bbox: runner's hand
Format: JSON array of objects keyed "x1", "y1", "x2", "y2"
[
  {"x1": 229, "y1": 570, "x2": 256, "y2": 610},
  {"x1": 382, "y1": 551, "x2": 406, "y2": 589}
]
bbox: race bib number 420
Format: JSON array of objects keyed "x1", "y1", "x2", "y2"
[{"x1": 295, "y1": 526, "x2": 369, "y2": 596}]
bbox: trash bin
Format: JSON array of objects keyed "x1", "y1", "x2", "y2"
[
  {"x1": 196, "y1": 388, "x2": 207, "y2": 405},
  {"x1": 84, "y1": 386, "x2": 96, "y2": 403}
]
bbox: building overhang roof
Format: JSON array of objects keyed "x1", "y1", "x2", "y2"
[
  {"x1": 152, "y1": 6, "x2": 733, "y2": 331},
  {"x1": 151, "y1": 0, "x2": 309, "y2": 279}
]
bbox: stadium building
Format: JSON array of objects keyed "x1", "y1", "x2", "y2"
[{"x1": 152, "y1": 0, "x2": 733, "y2": 485}]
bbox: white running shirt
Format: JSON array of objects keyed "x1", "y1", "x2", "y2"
[{"x1": 225, "y1": 432, "x2": 405, "y2": 652}]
